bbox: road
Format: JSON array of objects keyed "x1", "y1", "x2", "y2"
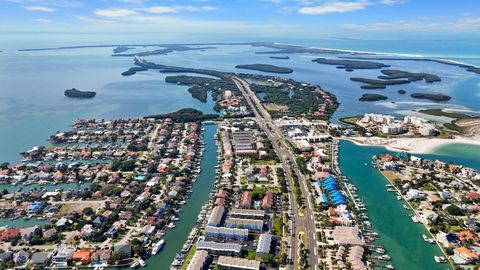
[{"x1": 233, "y1": 77, "x2": 318, "y2": 269}]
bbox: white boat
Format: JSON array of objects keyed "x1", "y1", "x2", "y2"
[
  {"x1": 403, "y1": 204, "x2": 409, "y2": 210},
  {"x1": 386, "y1": 265, "x2": 395, "y2": 269},
  {"x1": 167, "y1": 222, "x2": 176, "y2": 229},
  {"x1": 379, "y1": 255, "x2": 391, "y2": 261},
  {"x1": 434, "y1": 256, "x2": 446, "y2": 263},
  {"x1": 151, "y1": 239, "x2": 165, "y2": 255},
  {"x1": 375, "y1": 248, "x2": 386, "y2": 254},
  {"x1": 138, "y1": 259, "x2": 146, "y2": 267},
  {"x1": 423, "y1": 234, "x2": 435, "y2": 244},
  {"x1": 130, "y1": 261, "x2": 139, "y2": 268}
]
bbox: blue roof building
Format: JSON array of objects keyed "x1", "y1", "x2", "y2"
[{"x1": 27, "y1": 202, "x2": 46, "y2": 214}]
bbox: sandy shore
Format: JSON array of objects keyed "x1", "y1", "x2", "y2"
[{"x1": 345, "y1": 136, "x2": 480, "y2": 154}]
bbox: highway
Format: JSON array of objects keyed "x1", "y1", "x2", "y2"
[{"x1": 233, "y1": 77, "x2": 318, "y2": 269}]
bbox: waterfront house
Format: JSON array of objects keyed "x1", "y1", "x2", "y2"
[
  {"x1": 453, "y1": 247, "x2": 478, "y2": 264},
  {"x1": 421, "y1": 209, "x2": 439, "y2": 225},
  {"x1": 114, "y1": 244, "x2": 132, "y2": 259},
  {"x1": 436, "y1": 232, "x2": 459, "y2": 248},
  {"x1": 0, "y1": 228, "x2": 20, "y2": 242},
  {"x1": 91, "y1": 249, "x2": 112, "y2": 266},
  {"x1": 330, "y1": 226, "x2": 365, "y2": 246},
  {"x1": 405, "y1": 189, "x2": 424, "y2": 200},
  {"x1": 207, "y1": 206, "x2": 225, "y2": 227},
  {"x1": 72, "y1": 249, "x2": 92, "y2": 265},
  {"x1": 52, "y1": 248, "x2": 74, "y2": 267},
  {"x1": 30, "y1": 252, "x2": 51, "y2": 268},
  {"x1": 186, "y1": 250, "x2": 209, "y2": 270}
]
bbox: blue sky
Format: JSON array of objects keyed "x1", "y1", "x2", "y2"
[{"x1": 1, "y1": 0, "x2": 480, "y2": 43}]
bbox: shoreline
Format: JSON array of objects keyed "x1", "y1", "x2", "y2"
[
  {"x1": 376, "y1": 168, "x2": 453, "y2": 268},
  {"x1": 343, "y1": 136, "x2": 480, "y2": 154}
]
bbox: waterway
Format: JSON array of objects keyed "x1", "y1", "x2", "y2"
[
  {"x1": 338, "y1": 140, "x2": 480, "y2": 270},
  {"x1": 339, "y1": 140, "x2": 445, "y2": 270},
  {"x1": 143, "y1": 124, "x2": 217, "y2": 270}
]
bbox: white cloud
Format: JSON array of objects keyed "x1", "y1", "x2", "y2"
[
  {"x1": 33, "y1": 18, "x2": 52, "y2": 23},
  {"x1": 24, "y1": 5, "x2": 56, "y2": 12},
  {"x1": 95, "y1": 8, "x2": 137, "y2": 18},
  {"x1": 6, "y1": 0, "x2": 83, "y2": 8},
  {"x1": 75, "y1": 15, "x2": 115, "y2": 24},
  {"x1": 341, "y1": 18, "x2": 480, "y2": 32},
  {"x1": 298, "y1": 0, "x2": 370, "y2": 15},
  {"x1": 137, "y1": 5, "x2": 217, "y2": 14},
  {"x1": 380, "y1": 0, "x2": 408, "y2": 6}
]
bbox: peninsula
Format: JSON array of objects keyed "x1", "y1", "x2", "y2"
[
  {"x1": 64, "y1": 88, "x2": 96, "y2": 98},
  {"x1": 235, "y1": 64, "x2": 294, "y2": 74}
]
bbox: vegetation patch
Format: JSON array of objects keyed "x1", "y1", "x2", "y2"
[
  {"x1": 410, "y1": 93, "x2": 451, "y2": 102},
  {"x1": 235, "y1": 64, "x2": 294, "y2": 74},
  {"x1": 312, "y1": 58, "x2": 390, "y2": 70},
  {"x1": 358, "y1": 93, "x2": 388, "y2": 101}
]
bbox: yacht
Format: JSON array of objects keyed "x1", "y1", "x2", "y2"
[
  {"x1": 138, "y1": 259, "x2": 146, "y2": 267},
  {"x1": 434, "y1": 256, "x2": 447, "y2": 263},
  {"x1": 151, "y1": 239, "x2": 165, "y2": 255},
  {"x1": 385, "y1": 265, "x2": 395, "y2": 269}
]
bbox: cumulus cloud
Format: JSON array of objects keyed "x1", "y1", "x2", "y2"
[
  {"x1": 298, "y1": 0, "x2": 370, "y2": 15},
  {"x1": 95, "y1": 8, "x2": 137, "y2": 18},
  {"x1": 24, "y1": 5, "x2": 56, "y2": 12}
]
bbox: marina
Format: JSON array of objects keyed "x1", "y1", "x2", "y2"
[{"x1": 338, "y1": 140, "x2": 448, "y2": 270}]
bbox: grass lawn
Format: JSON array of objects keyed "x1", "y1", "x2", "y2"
[{"x1": 180, "y1": 246, "x2": 197, "y2": 270}]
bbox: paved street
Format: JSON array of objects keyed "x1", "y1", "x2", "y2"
[{"x1": 233, "y1": 77, "x2": 318, "y2": 270}]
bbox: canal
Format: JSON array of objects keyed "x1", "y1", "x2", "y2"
[
  {"x1": 144, "y1": 124, "x2": 218, "y2": 270},
  {"x1": 338, "y1": 140, "x2": 446, "y2": 270}
]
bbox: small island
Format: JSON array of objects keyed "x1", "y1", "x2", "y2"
[
  {"x1": 121, "y1": 67, "x2": 148, "y2": 76},
  {"x1": 410, "y1": 93, "x2": 451, "y2": 102},
  {"x1": 378, "y1": 69, "x2": 441, "y2": 83},
  {"x1": 350, "y1": 78, "x2": 410, "y2": 89},
  {"x1": 398, "y1": 89, "x2": 406, "y2": 94},
  {"x1": 358, "y1": 93, "x2": 388, "y2": 101},
  {"x1": 64, "y1": 88, "x2": 96, "y2": 98},
  {"x1": 270, "y1": 56, "x2": 290, "y2": 60},
  {"x1": 113, "y1": 46, "x2": 134, "y2": 54},
  {"x1": 312, "y1": 58, "x2": 390, "y2": 70},
  {"x1": 235, "y1": 64, "x2": 294, "y2": 74}
]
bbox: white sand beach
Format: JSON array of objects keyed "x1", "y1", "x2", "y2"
[{"x1": 346, "y1": 136, "x2": 480, "y2": 154}]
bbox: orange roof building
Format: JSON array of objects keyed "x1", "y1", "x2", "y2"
[{"x1": 72, "y1": 250, "x2": 92, "y2": 264}]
